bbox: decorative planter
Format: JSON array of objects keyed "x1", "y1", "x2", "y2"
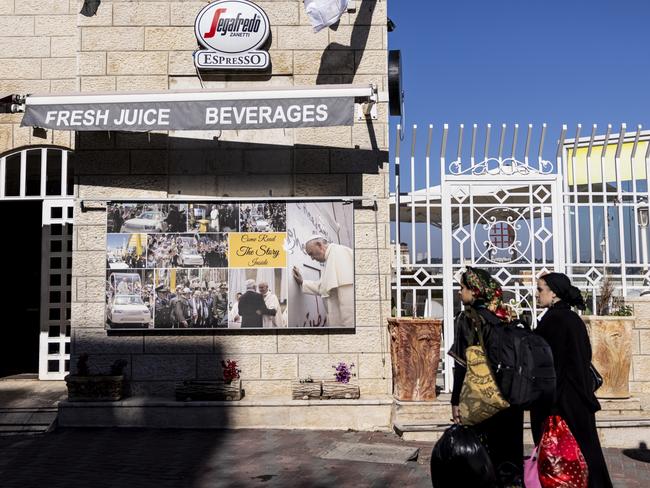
[
  {"x1": 175, "y1": 379, "x2": 242, "y2": 401},
  {"x1": 65, "y1": 374, "x2": 124, "y2": 402},
  {"x1": 387, "y1": 317, "x2": 442, "y2": 401},
  {"x1": 583, "y1": 315, "x2": 635, "y2": 399},
  {"x1": 291, "y1": 380, "x2": 360, "y2": 400}
]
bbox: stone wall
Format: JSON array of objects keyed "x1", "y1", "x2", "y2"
[
  {"x1": 625, "y1": 297, "x2": 650, "y2": 409},
  {"x1": 59, "y1": 0, "x2": 392, "y2": 399}
]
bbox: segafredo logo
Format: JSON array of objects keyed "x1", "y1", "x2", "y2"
[{"x1": 194, "y1": 0, "x2": 270, "y2": 69}]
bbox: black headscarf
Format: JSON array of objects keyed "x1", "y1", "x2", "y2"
[{"x1": 541, "y1": 272, "x2": 586, "y2": 310}]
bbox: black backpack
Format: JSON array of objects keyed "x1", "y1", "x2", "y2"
[{"x1": 478, "y1": 310, "x2": 556, "y2": 409}]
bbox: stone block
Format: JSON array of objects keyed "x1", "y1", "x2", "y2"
[
  {"x1": 77, "y1": 175, "x2": 168, "y2": 199},
  {"x1": 116, "y1": 75, "x2": 169, "y2": 91},
  {"x1": 15, "y1": 0, "x2": 68, "y2": 14},
  {"x1": 298, "y1": 353, "x2": 357, "y2": 379},
  {"x1": 277, "y1": 26, "x2": 328, "y2": 49},
  {"x1": 115, "y1": 132, "x2": 167, "y2": 150},
  {"x1": 130, "y1": 150, "x2": 169, "y2": 174},
  {"x1": 352, "y1": 122, "x2": 387, "y2": 150},
  {"x1": 329, "y1": 327, "x2": 383, "y2": 353},
  {"x1": 74, "y1": 328, "x2": 143, "y2": 354},
  {"x1": 35, "y1": 14, "x2": 76, "y2": 36},
  {"x1": 82, "y1": 27, "x2": 144, "y2": 51},
  {"x1": 170, "y1": 2, "x2": 205, "y2": 26},
  {"x1": 76, "y1": 1, "x2": 113, "y2": 26},
  {"x1": 75, "y1": 276, "x2": 106, "y2": 302},
  {"x1": 78, "y1": 52, "x2": 106, "y2": 76},
  {"x1": 168, "y1": 174, "x2": 218, "y2": 197},
  {"x1": 270, "y1": 50, "x2": 293, "y2": 75},
  {"x1": 278, "y1": 334, "x2": 329, "y2": 354},
  {"x1": 77, "y1": 132, "x2": 115, "y2": 150},
  {"x1": 214, "y1": 334, "x2": 278, "y2": 354},
  {"x1": 354, "y1": 248, "x2": 391, "y2": 275},
  {"x1": 328, "y1": 24, "x2": 384, "y2": 49},
  {"x1": 261, "y1": 354, "x2": 298, "y2": 379},
  {"x1": 0, "y1": 16, "x2": 34, "y2": 36},
  {"x1": 42, "y1": 57, "x2": 76, "y2": 79},
  {"x1": 107, "y1": 51, "x2": 168, "y2": 75},
  {"x1": 354, "y1": 50, "x2": 386, "y2": 75},
  {"x1": 244, "y1": 149, "x2": 293, "y2": 173},
  {"x1": 51, "y1": 78, "x2": 79, "y2": 94},
  {"x1": 354, "y1": 222, "x2": 387, "y2": 249},
  {"x1": 355, "y1": 274, "x2": 383, "y2": 301},
  {"x1": 51, "y1": 37, "x2": 77, "y2": 58},
  {"x1": 358, "y1": 353, "x2": 388, "y2": 379},
  {"x1": 12, "y1": 124, "x2": 31, "y2": 148},
  {"x1": 71, "y1": 301, "x2": 105, "y2": 328},
  {"x1": 0, "y1": 58, "x2": 40, "y2": 80},
  {"x1": 197, "y1": 354, "x2": 261, "y2": 380},
  {"x1": 242, "y1": 380, "x2": 292, "y2": 398},
  {"x1": 144, "y1": 26, "x2": 196, "y2": 50},
  {"x1": 294, "y1": 174, "x2": 347, "y2": 197},
  {"x1": 0, "y1": 124, "x2": 12, "y2": 153},
  {"x1": 348, "y1": 0, "x2": 386, "y2": 25},
  {"x1": 293, "y1": 50, "x2": 354, "y2": 75},
  {"x1": 69, "y1": 353, "x2": 133, "y2": 379},
  {"x1": 216, "y1": 174, "x2": 292, "y2": 197},
  {"x1": 0, "y1": 37, "x2": 50, "y2": 58},
  {"x1": 113, "y1": 2, "x2": 170, "y2": 26},
  {"x1": 294, "y1": 126, "x2": 352, "y2": 148},
  {"x1": 168, "y1": 50, "x2": 195, "y2": 75},
  {"x1": 358, "y1": 378, "x2": 391, "y2": 397},
  {"x1": 132, "y1": 354, "x2": 196, "y2": 381},
  {"x1": 168, "y1": 150, "x2": 207, "y2": 174},
  {"x1": 71, "y1": 249, "x2": 105, "y2": 277},
  {"x1": 294, "y1": 148, "x2": 330, "y2": 173},
  {"x1": 0, "y1": 0, "x2": 13, "y2": 14},
  {"x1": 144, "y1": 336, "x2": 214, "y2": 354},
  {"x1": 74, "y1": 150, "x2": 130, "y2": 175},
  {"x1": 52, "y1": 130, "x2": 72, "y2": 148},
  {"x1": 257, "y1": 2, "x2": 299, "y2": 25},
  {"x1": 128, "y1": 381, "x2": 175, "y2": 398},
  {"x1": 632, "y1": 355, "x2": 650, "y2": 382},
  {"x1": 73, "y1": 201, "x2": 107, "y2": 226},
  {"x1": 76, "y1": 225, "x2": 105, "y2": 251},
  {"x1": 80, "y1": 76, "x2": 116, "y2": 92},
  {"x1": 354, "y1": 202, "x2": 389, "y2": 224}
]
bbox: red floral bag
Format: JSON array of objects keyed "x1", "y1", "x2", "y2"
[{"x1": 537, "y1": 415, "x2": 588, "y2": 488}]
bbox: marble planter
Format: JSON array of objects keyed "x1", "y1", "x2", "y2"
[
  {"x1": 583, "y1": 315, "x2": 635, "y2": 399},
  {"x1": 387, "y1": 318, "x2": 442, "y2": 401}
]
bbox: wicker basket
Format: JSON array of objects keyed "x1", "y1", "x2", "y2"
[{"x1": 65, "y1": 374, "x2": 124, "y2": 402}]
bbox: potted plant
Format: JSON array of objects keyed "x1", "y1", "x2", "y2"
[
  {"x1": 65, "y1": 353, "x2": 127, "y2": 402},
  {"x1": 175, "y1": 359, "x2": 243, "y2": 401},
  {"x1": 582, "y1": 274, "x2": 635, "y2": 399}
]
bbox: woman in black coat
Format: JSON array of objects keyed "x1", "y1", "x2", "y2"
[
  {"x1": 532, "y1": 272, "x2": 612, "y2": 488},
  {"x1": 449, "y1": 267, "x2": 524, "y2": 487}
]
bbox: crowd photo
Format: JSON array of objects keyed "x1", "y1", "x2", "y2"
[
  {"x1": 107, "y1": 202, "x2": 188, "y2": 234},
  {"x1": 228, "y1": 268, "x2": 287, "y2": 328},
  {"x1": 106, "y1": 233, "x2": 147, "y2": 269},
  {"x1": 152, "y1": 269, "x2": 229, "y2": 328},
  {"x1": 146, "y1": 233, "x2": 228, "y2": 269},
  {"x1": 239, "y1": 203, "x2": 286, "y2": 232},
  {"x1": 188, "y1": 203, "x2": 239, "y2": 232}
]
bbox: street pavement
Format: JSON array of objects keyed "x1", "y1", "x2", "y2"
[{"x1": 1, "y1": 428, "x2": 649, "y2": 487}]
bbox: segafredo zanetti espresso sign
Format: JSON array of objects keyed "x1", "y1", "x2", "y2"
[{"x1": 194, "y1": 0, "x2": 271, "y2": 69}]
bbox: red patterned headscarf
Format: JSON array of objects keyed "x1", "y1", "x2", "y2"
[{"x1": 461, "y1": 267, "x2": 511, "y2": 321}]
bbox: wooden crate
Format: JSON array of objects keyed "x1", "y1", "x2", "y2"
[
  {"x1": 291, "y1": 380, "x2": 360, "y2": 400},
  {"x1": 175, "y1": 379, "x2": 242, "y2": 401}
]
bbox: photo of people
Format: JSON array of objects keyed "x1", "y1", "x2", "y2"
[
  {"x1": 228, "y1": 268, "x2": 287, "y2": 328},
  {"x1": 105, "y1": 270, "x2": 153, "y2": 329},
  {"x1": 106, "y1": 233, "x2": 147, "y2": 269},
  {"x1": 188, "y1": 203, "x2": 239, "y2": 232},
  {"x1": 105, "y1": 200, "x2": 354, "y2": 330},
  {"x1": 239, "y1": 203, "x2": 286, "y2": 232},
  {"x1": 107, "y1": 203, "x2": 188, "y2": 233}
]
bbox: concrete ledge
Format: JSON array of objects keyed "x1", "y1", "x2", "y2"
[{"x1": 58, "y1": 396, "x2": 393, "y2": 431}]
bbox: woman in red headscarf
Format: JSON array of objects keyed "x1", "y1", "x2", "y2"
[{"x1": 448, "y1": 266, "x2": 523, "y2": 487}]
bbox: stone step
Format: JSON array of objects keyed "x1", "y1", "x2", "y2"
[
  {"x1": 0, "y1": 407, "x2": 58, "y2": 436},
  {"x1": 394, "y1": 417, "x2": 650, "y2": 448}
]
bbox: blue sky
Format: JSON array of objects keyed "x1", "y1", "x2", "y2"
[{"x1": 387, "y1": 0, "x2": 650, "y2": 157}]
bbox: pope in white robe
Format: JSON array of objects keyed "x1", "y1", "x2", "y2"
[
  {"x1": 292, "y1": 237, "x2": 354, "y2": 327},
  {"x1": 259, "y1": 282, "x2": 285, "y2": 328}
]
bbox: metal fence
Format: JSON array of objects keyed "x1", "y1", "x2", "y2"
[{"x1": 391, "y1": 123, "x2": 650, "y2": 391}]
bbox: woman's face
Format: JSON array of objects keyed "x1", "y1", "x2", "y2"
[
  {"x1": 536, "y1": 278, "x2": 556, "y2": 308},
  {"x1": 458, "y1": 282, "x2": 475, "y2": 305}
]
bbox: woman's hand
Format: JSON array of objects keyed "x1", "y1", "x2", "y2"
[{"x1": 451, "y1": 405, "x2": 462, "y2": 424}]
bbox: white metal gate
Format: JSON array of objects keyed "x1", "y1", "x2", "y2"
[{"x1": 392, "y1": 123, "x2": 650, "y2": 392}]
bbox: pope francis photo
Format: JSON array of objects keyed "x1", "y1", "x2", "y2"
[{"x1": 292, "y1": 235, "x2": 354, "y2": 327}]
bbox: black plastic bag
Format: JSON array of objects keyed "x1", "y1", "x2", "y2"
[{"x1": 430, "y1": 424, "x2": 498, "y2": 488}]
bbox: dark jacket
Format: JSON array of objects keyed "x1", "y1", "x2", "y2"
[{"x1": 238, "y1": 290, "x2": 276, "y2": 328}]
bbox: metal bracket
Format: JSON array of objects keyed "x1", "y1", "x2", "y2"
[{"x1": 356, "y1": 84, "x2": 378, "y2": 121}]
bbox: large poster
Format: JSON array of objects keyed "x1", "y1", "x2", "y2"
[{"x1": 105, "y1": 200, "x2": 354, "y2": 330}]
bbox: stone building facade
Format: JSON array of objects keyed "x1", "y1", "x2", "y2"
[{"x1": 0, "y1": 0, "x2": 392, "y2": 425}]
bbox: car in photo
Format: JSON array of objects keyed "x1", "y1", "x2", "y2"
[
  {"x1": 121, "y1": 211, "x2": 168, "y2": 232},
  {"x1": 177, "y1": 237, "x2": 204, "y2": 267},
  {"x1": 107, "y1": 294, "x2": 151, "y2": 327}
]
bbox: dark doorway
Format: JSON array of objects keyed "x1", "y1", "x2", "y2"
[{"x1": 0, "y1": 200, "x2": 42, "y2": 377}]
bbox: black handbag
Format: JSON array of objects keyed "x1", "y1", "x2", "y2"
[{"x1": 590, "y1": 363, "x2": 603, "y2": 392}]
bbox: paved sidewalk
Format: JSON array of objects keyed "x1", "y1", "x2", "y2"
[{"x1": 0, "y1": 428, "x2": 648, "y2": 487}]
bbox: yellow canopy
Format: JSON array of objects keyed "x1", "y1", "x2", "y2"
[{"x1": 566, "y1": 141, "x2": 649, "y2": 186}]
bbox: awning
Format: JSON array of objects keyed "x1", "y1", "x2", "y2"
[{"x1": 17, "y1": 84, "x2": 375, "y2": 132}]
